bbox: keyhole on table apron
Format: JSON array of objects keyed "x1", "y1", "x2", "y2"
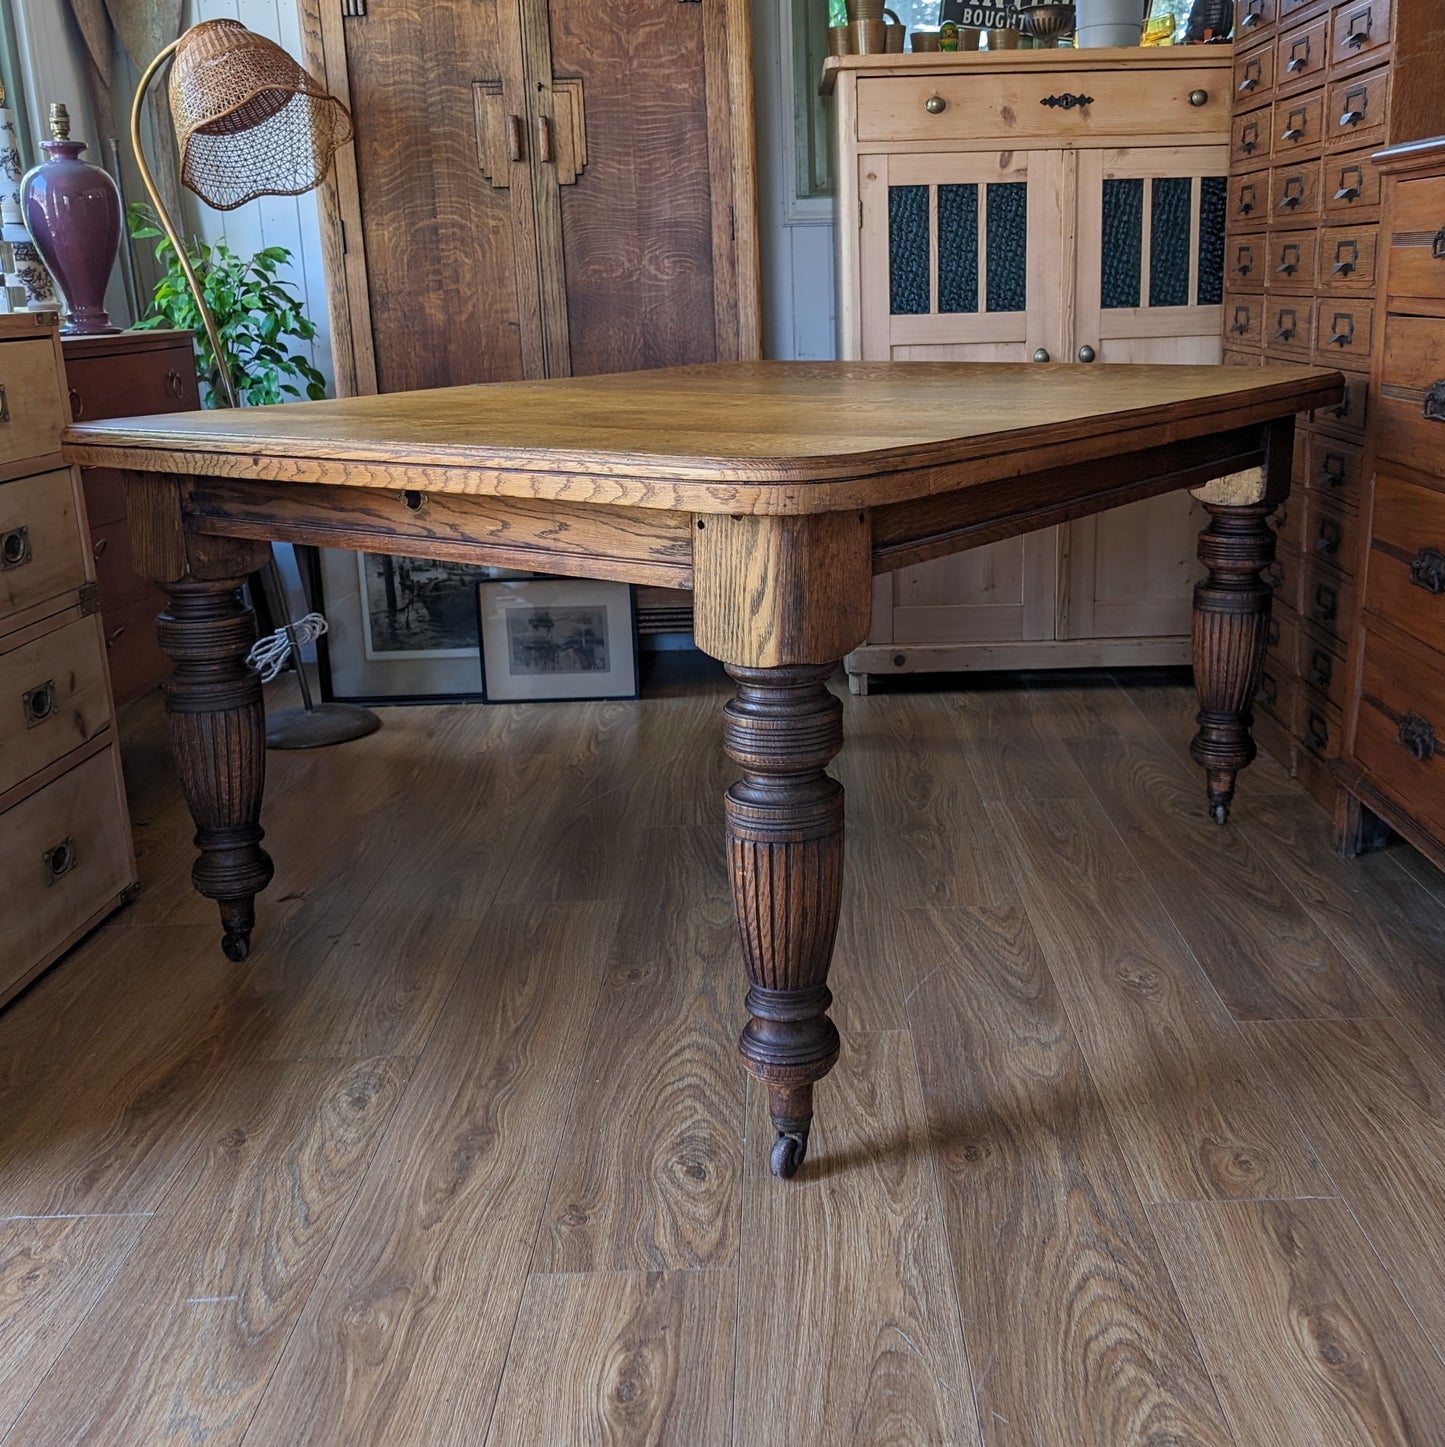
[{"x1": 402, "y1": 490, "x2": 424, "y2": 511}]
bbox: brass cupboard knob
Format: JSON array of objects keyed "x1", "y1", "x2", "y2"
[
  {"x1": 1033, "y1": 348, "x2": 1050, "y2": 362},
  {"x1": 1077, "y1": 345, "x2": 1097, "y2": 363},
  {"x1": 1189, "y1": 89, "x2": 1209, "y2": 107},
  {"x1": 924, "y1": 94, "x2": 946, "y2": 114}
]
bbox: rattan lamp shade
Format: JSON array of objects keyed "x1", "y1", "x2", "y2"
[{"x1": 168, "y1": 19, "x2": 352, "y2": 211}]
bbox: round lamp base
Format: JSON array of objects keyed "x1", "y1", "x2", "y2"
[{"x1": 265, "y1": 701, "x2": 381, "y2": 750}]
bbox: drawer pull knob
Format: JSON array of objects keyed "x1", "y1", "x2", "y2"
[
  {"x1": 23, "y1": 679, "x2": 55, "y2": 726},
  {"x1": 1409, "y1": 547, "x2": 1445, "y2": 595},
  {"x1": 1040, "y1": 93, "x2": 1093, "y2": 111},
  {"x1": 1433, "y1": 228, "x2": 1445, "y2": 260},
  {"x1": 1, "y1": 525, "x2": 30, "y2": 569},
  {"x1": 1315, "y1": 518, "x2": 1341, "y2": 555},
  {"x1": 1398, "y1": 713, "x2": 1437, "y2": 763},
  {"x1": 1032, "y1": 348, "x2": 1051, "y2": 363},
  {"x1": 43, "y1": 837, "x2": 78, "y2": 885},
  {"x1": 1188, "y1": 90, "x2": 1209, "y2": 108},
  {"x1": 1319, "y1": 454, "x2": 1346, "y2": 487},
  {"x1": 69, "y1": 386, "x2": 83, "y2": 420},
  {"x1": 1424, "y1": 382, "x2": 1445, "y2": 422},
  {"x1": 924, "y1": 94, "x2": 947, "y2": 115},
  {"x1": 1305, "y1": 712, "x2": 1329, "y2": 751},
  {"x1": 1077, "y1": 345, "x2": 1096, "y2": 364},
  {"x1": 1307, "y1": 652, "x2": 1333, "y2": 688}
]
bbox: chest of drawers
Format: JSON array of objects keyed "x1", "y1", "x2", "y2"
[{"x1": 0, "y1": 314, "x2": 137, "y2": 1007}]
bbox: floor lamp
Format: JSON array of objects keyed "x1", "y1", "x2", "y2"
[{"x1": 131, "y1": 19, "x2": 378, "y2": 749}]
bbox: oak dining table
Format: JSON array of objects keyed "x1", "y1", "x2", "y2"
[{"x1": 63, "y1": 359, "x2": 1342, "y2": 1178}]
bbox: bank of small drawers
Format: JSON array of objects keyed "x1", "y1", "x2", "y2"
[{"x1": 0, "y1": 314, "x2": 135, "y2": 1008}]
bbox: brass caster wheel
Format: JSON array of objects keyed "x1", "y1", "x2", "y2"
[
  {"x1": 221, "y1": 929, "x2": 251, "y2": 963},
  {"x1": 770, "y1": 1131, "x2": 808, "y2": 1179}
]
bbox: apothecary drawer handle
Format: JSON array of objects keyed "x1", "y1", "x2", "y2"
[
  {"x1": 43, "y1": 837, "x2": 78, "y2": 885},
  {"x1": 23, "y1": 678, "x2": 55, "y2": 726},
  {"x1": 1313, "y1": 584, "x2": 1338, "y2": 621},
  {"x1": 1409, "y1": 546, "x2": 1445, "y2": 595},
  {"x1": 1314, "y1": 517, "x2": 1341, "y2": 556},
  {"x1": 1424, "y1": 382, "x2": 1445, "y2": 422},
  {"x1": 1307, "y1": 650, "x2": 1333, "y2": 688},
  {"x1": 1262, "y1": 560, "x2": 1284, "y2": 588},
  {"x1": 1319, "y1": 454, "x2": 1346, "y2": 487},
  {"x1": 1, "y1": 525, "x2": 30, "y2": 569},
  {"x1": 1305, "y1": 710, "x2": 1330, "y2": 751},
  {"x1": 1398, "y1": 712, "x2": 1437, "y2": 763}
]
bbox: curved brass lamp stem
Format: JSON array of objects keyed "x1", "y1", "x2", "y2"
[{"x1": 130, "y1": 41, "x2": 239, "y2": 409}]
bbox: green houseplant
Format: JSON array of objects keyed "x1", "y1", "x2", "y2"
[{"x1": 128, "y1": 203, "x2": 328, "y2": 408}]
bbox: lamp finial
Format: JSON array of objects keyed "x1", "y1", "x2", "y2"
[{"x1": 48, "y1": 103, "x2": 70, "y2": 141}]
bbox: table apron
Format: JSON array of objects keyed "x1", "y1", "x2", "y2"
[{"x1": 179, "y1": 476, "x2": 696, "y2": 589}]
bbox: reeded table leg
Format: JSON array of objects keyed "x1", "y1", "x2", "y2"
[
  {"x1": 723, "y1": 663, "x2": 845, "y2": 1179},
  {"x1": 158, "y1": 578, "x2": 275, "y2": 961},
  {"x1": 1191, "y1": 501, "x2": 1277, "y2": 825}
]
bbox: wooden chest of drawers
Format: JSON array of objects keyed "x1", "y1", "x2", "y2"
[
  {"x1": 1338, "y1": 137, "x2": 1445, "y2": 869},
  {"x1": 0, "y1": 314, "x2": 136, "y2": 1008},
  {"x1": 1224, "y1": 0, "x2": 1445, "y2": 806},
  {"x1": 62, "y1": 330, "x2": 200, "y2": 705}
]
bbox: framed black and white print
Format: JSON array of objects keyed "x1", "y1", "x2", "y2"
[{"x1": 478, "y1": 577, "x2": 638, "y2": 703}]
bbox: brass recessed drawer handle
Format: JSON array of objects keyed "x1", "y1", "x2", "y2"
[
  {"x1": 1398, "y1": 712, "x2": 1437, "y2": 763},
  {"x1": 1423, "y1": 381, "x2": 1445, "y2": 422},
  {"x1": 43, "y1": 837, "x2": 78, "y2": 885},
  {"x1": 1409, "y1": 546, "x2": 1445, "y2": 595},
  {"x1": 1240, "y1": 128, "x2": 1259, "y2": 155},
  {"x1": 1241, "y1": 6, "x2": 1261, "y2": 26},
  {"x1": 23, "y1": 679, "x2": 55, "y2": 726},
  {"x1": 1287, "y1": 49, "x2": 1308, "y2": 73},
  {"x1": 1239, "y1": 70, "x2": 1260, "y2": 93},
  {"x1": 1, "y1": 525, "x2": 30, "y2": 569},
  {"x1": 1281, "y1": 178, "x2": 1305, "y2": 210},
  {"x1": 925, "y1": 94, "x2": 947, "y2": 115}
]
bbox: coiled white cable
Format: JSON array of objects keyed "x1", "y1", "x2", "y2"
[{"x1": 245, "y1": 612, "x2": 330, "y2": 683}]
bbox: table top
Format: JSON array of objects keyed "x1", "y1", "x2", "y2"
[{"x1": 63, "y1": 361, "x2": 1342, "y2": 516}]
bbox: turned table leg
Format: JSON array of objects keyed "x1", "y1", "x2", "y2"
[
  {"x1": 157, "y1": 578, "x2": 274, "y2": 961},
  {"x1": 1190, "y1": 501, "x2": 1278, "y2": 825},
  {"x1": 723, "y1": 664, "x2": 845, "y2": 1179}
]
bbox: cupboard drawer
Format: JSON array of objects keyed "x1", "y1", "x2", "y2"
[
  {"x1": 1365, "y1": 468, "x2": 1445, "y2": 653},
  {"x1": 1271, "y1": 160, "x2": 1321, "y2": 222},
  {"x1": 1276, "y1": 16, "x2": 1329, "y2": 92},
  {"x1": 1354, "y1": 622, "x2": 1445, "y2": 838},
  {"x1": 1227, "y1": 235, "x2": 1266, "y2": 290},
  {"x1": 1300, "y1": 557, "x2": 1353, "y2": 642},
  {"x1": 855, "y1": 68, "x2": 1224, "y2": 144},
  {"x1": 1234, "y1": 45, "x2": 1274, "y2": 104},
  {"x1": 1271, "y1": 489, "x2": 1304, "y2": 551},
  {"x1": 1263, "y1": 542, "x2": 1302, "y2": 612},
  {"x1": 1313, "y1": 297, "x2": 1373, "y2": 367},
  {"x1": 1266, "y1": 598, "x2": 1300, "y2": 670},
  {"x1": 0, "y1": 469, "x2": 89, "y2": 623},
  {"x1": 0, "y1": 610, "x2": 112, "y2": 798},
  {"x1": 1306, "y1": 432, "x2": 1365, "y2": 507},
  {"x1": 1230, "y1": 168, "x2": 1270, "y2": 227},
  {"x1": 1312, "y1": 368, "x2": 1369, "y2": 438},
  {"x1": 1304, "y1": 493, "x2": 1361, "y2": 577},
  {"x1": 1274, "y1": 90, "x2": 1324, "y2": 157},
  {"x1": 0, "y1": 339, "x2": 68, "y2": 474},
  {"x1": 1264, "y1": 297, "x2": 1313, "y2": 357},
  {"x1": 1385, "y1": 175, "x2": 1445, "y2": 302},
  {"x1": 64, "y1": 344, "x2": 198, "y2": 423},
  {"x1": 1267, "y1": 230, "x2": 1315, "y2": 291},
  {"x1": 1224, "y1": 291, "x2": 1266, "y2": 348},
  {"x1": 101, "y1": 592, "x2": 169, "y2": 706},
  {"x1": 81, "y1": 465, "x2": 126, "y2": 529},
  {"x1": 1325, "y1": 67, "x2": 1388, "y2": 151},
  {"x1": 1300, "y1": 622, "x2": 1349, "y2": 712},
  {"x1": 90, "y1": 517, "x2": 156, "y2": 613},
  {"x1": 1258, "y1": 653, "x2": 1297, "y2": 731},
  {"x1": 1329, "y1": 0, "x2": 1391, "y2": 70},
  {"x1": 1300, "y1": 686, "x2": 1343, "y2": 759},
  {"x1": 1323, "y1": 148, "x2": 1382, "y2": 218},
  {"x1": 0, "y1": 743, "x2": 134, "y2": 1002},
  {"x1": 1223, "y1": 348, "x2": 1265, "y2": 366},
  {"x1": 1233, "y1": 107, "x2": 1271, "y2": 167},
  {"x1": 1236, "y1": 0, "x2": 1278, "y2": 43},
  {"x1": 1318, "y1": 224, "x2": 1377, "y2": 292},
  {"x1": 1376, "y1": 314, "x2": 1445, "y2": 474}
]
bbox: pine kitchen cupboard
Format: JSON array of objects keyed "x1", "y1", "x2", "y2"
[
  {"x1": 300, "y1": 0, "x2": 761, "y2": 636},
  {"x1": 824, "y1": 49, "x2": 1233, "y2": 686},
  {"x1": 0, "y1": 312, "x2": 136, "y2": 1009}
]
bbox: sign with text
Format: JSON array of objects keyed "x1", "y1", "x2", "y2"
[{"x1": 938, "y1": 1, "x2": 1022, "y2": 28}]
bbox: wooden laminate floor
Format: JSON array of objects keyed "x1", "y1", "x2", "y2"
[{"x1": 2, "y1": 661, "x2": 1444, "y2": 1446}]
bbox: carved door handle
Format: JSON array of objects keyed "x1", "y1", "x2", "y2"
[
  {"x1": 505, "y1": 113, "x2": 524, "y2": 162},
  {"x1": 1409, "y1": 546, "x2": 1445, "y2": 594},
  {"x1": 537, "y1": 114, "x2": 554, "y2": 164},
  {"x1": 1398, "y1": 712, "x2": 1437, "y2": 762}
]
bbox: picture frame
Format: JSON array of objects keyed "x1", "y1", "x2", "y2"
[
  {"x1": 315, "y1": 547, "x2": 490, "y2": 704},
  {"x1": 478, "y1": 577, "x2": 638, "y2": 703}
]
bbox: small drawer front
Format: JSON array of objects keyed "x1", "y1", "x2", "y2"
[
  {"x1": 1354, "y1": 622, "x2": 1445, "y2": 838},
  {"x1": 90, "y1": 517, "x2": 156, "y2": 614},
  {"x1": 0, "y1": 469, "x2": 89, "y2": 621},
  {"x1": 101, "y1": 592, "x2": 170, "y2": 707},
  {"x1": 1313, "y1": 297, "x2": 1373, "y2": 367},
  {"x1": 1271, "y1": 161, "x2": 1321, "y2": 221},
  {"x1": 1231, "y1": 169, "x2": 1271, "y2": 229},
  {"x1": 1224, "y1": 291, "x2": 1266, "y2": 348},
  {"x1": 1277, "y1": 19, "x2": 1329, "y2": 93},
  {"x1": 1233, "y1": 107, "x2": 1272, "y2": 167},
  {"x1": 1385, "y1": 175, "x2": 1445, "y2": 302},
  {"x1": 1271, "y1": 490, "x2": 1304, "y2": 552},
  {"x1": 1235, "y1": 45, "x2": 1275, "y2": 104},
  {"x1": 1301, "y1": 557, "x2": 1353, "y2": 642},
  {"x1": 1228, "y1": 235, "x2": 1266, "y2": 290},
  {"x1": 1223, "y1": 348, "x2": 1265, "y2": 367},
  {"x1": 0, "y1": 339, "x2": 69, "y2": 473},
  {"x1": 1365, "y1": 468, "x2": 1445, "y2": 653},
  {"x1": 64, "y1": 344, "x2": 199, "y2": 424},
  {"x1": 1301, "y1": 623, "x2": 1349, "y2": 713},
  {"x1": 1299, "y1": 687, "x2": 1343, "y2": 759},
  {"x1": 1306, "y1": 433, "x2": 1365, "y2": 506},
  {"x1": 81, "y1": 465, "x2": 126, "y2": 529},
  {"x1": 1325, "y1": 67, "x2": 1388, "y2": 150},
  {"x1": 1376, "y1": 314, "x2": 1445, "y2": 474},
  {"x1": 855, "y1": 69, "x2": 1223, "y2": 144},
  {"x1": 1258, "y1": 653, "x2": 1298, "y2": 730},
  {"x1": 1266, "y1": 598, "x2": 1300, "y2": 672},
  {"x1": 1278, "y1": 0, "x2": 1321, "y2": 15},
  {"x1": 1329, "y1": 0, "x2": 1391, "y2": 70},
  {"x1": 0, "y1": 744, "x2": 134, "y2": 1000},
  {"x1": 0, "y1": 611, "x2": 112, "y2": 798},
  {"x1": 1312, "y1": 368, "x2": 1369, "y2": 438},
  {"x1": 1267, "y1": 230, "x2": 1316, "y2": 291},
  {"x1": 1236, "y1": 0, "x2": 1278, "y2": 42},
  {"x1": 1305, "y1": 493, "x2": 1361, "y2": 577},
  {"x1": 1274, "y1": 91, "x2": 1324, "y2": 156},
  {"x1": 1263, "y1": 542, "x2": 1302, "y2": 612},
  {"x1": 1266, "y1": 298, "x2": 1313, "y2": 356},
  {"x1": 1323, "y1": 148, "x2": 1382, "y2": 217},
  {"x1": 1318, "y1": 224, "x2": 1378, "y2": 292}
]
